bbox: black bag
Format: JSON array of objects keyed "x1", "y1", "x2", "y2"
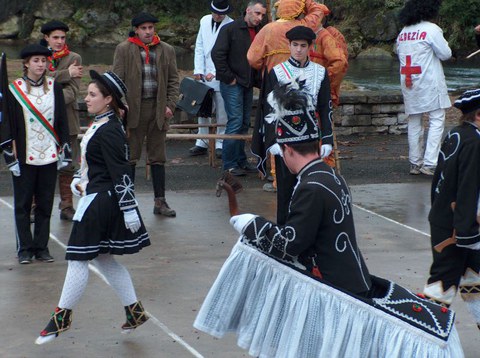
[{"x1": 177, "y1": 77, "x2": 214, "y2": 117}]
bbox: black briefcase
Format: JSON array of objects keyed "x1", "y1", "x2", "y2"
[{"x1": 177, "y1": 77, "x2": 214, "y2": 117}]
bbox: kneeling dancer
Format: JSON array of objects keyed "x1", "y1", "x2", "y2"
[
  {"x1": 194, "y1": 82, "x2": 463, "y2": 357},
  {"x1": 35, "y1": 70, "x2": 150, "y2": 344}
]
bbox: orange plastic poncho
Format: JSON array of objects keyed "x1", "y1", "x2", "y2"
[{"x1": 247, "y1": 0, "x2": 325, "y2": 72}]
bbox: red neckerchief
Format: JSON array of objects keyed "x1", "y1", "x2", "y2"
[
  {"x1": 48, "y1": 45, "x2": 70, "y2": 72},
  {"x1": 128, "y1": 34, "x2": 161, "y2": 64}
]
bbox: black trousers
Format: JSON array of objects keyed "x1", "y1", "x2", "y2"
[
  {"x1": 275, "y1": 156, "x2": 297, "y2": 226},
  {"x1": 427, "y1": 224, "x2": 480, "y2": 292},
  {"x1": 13, "y1": 162, "x2": 57, "y2": 257}
]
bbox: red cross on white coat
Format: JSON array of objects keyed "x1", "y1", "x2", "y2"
[{"x1": 400, "y1": 55, "x2": 422, "y2": 88}]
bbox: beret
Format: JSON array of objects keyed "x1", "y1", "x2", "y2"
[
  {"x1": 41, "y1": 20, "x2": 69, "y2": 34},
  {"x1": 131, "y1": 12, "x2": 159, "y2": 27},
  {"x1": 20, "y1": 44, "x2": 52, "y2": 59},
  {"x1": 286, "y1": 26, "x2": 316, "y2": 42},
  {"x1": 454, "y1": 89, "x2": 480, "y2": 115}
]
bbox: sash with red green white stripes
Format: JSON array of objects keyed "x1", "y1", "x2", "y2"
[{"x1": 9, "y1": 80, "x2": 60, "y2": 147}]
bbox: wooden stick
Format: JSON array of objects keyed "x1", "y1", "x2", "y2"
[{"x1": 466, "y1": 48, "x2": 480, "y2": 59}]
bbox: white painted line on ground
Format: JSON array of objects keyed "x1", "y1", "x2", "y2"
[
  {"x1": 0, "y1": 197, "x2": 204, "y2": 358},
  {"x1": 353, "y1": 203, "x2": 430, "y2": 237}
]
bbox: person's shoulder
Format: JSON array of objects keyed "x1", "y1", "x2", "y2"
[
  {"x1": 159, "y1": 41, "x2": 176, "y2": 53},
  {"x1": 200, "y1": 14, "x2": 212, "y2": 23},
  {"x1": 115, "y1": 40, "x2": 131, "y2": 51}
]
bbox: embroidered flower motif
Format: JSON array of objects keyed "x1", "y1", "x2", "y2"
[
  {"x1": 292, "y1": 116, "x2": 301, "y2": 125},
  {"x1": 277, "y1": 128, "x2": 283, "y2": 136}
]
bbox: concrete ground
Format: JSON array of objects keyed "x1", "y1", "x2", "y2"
[{"x1": 1, "y1": 136, "x2": 478, "y2": 357}]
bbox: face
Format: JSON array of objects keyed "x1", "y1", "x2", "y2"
[
  {"x1": 44, "y1": 30, "x2": 67, "y2": 51},
  {"x1": 135, "y1": 22, "x2": 156, "y2": 44},
  {"x1": 212, "y1": 13, "x2": 226, "y2": 22},
  {"x1": 25, "y1": 56, "x2": 47, "y2": 78},
  {"x1": 289, "y1": 40, "x2": 310, "y2": 63},
  {"x1": 84, "y1": 83, "x2": 112, "y2": 115},
  {"x1": 245, "y1": 3, "x2": 266, "y2": 27}
]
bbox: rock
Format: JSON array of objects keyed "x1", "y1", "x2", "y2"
[
  {"x1": 34, "y1": 0, "x2": 75, "y2": 19},
  {"x1": 359, "y1": 10, "x2": 400, "y2": 42},
  {"x1": 0, "y1": 16, "x2": 20, "y2": 39},
  {"x1": 76, "y1": 10, "x2": 121, "y2": 33},
  {"x1": 356, "y1": 47, "x2": 393, "y2": 60}
]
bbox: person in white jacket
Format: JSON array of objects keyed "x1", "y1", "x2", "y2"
[
  {"x1": 396, "y1": 0, "x2": 451, "y2": 176},
  {"x1": 189, "y1": 0, "x2": 233, "y2": 158}
]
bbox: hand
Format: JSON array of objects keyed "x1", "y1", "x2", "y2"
[
  {"x1": 165, "y1": 106, "x2": 173, "y2": 119},
  {"x1": 229, "y1": 78, "x2": 237, "y2": 85},
  {"x1": 205, "y1": 73, "x2": 215, "y2": 81},
  {"x1": 269, "y1": 143, "x2": 283, "y2": 157},
  {"x1": 321, "y1": 144, "x2": 333, "y2": 158},
  {"x1": 9, "y1": 162, "x2": 20, "y2": 177},
  {"x1": 193, "y1": 74, "x2": 203, "y2": 81},
  {"x1": 124, "y1": 209, "x2": 141, "y2": 233},
  {"x1": 70, "y1": 177, "x2": 82, "y2": 197},
  {"x1": 68, "y1": 60, "x2": 83, "y2": 78},
  {"x1": 230, "y1": 214, "x2": 256, "y2": 234},
  {"x1": 475, "y1": 25, "x2": 480, "y2": 34}
]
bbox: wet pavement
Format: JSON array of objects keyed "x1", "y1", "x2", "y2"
[{"x1": 1, "y1": 134, "x2": 478, "y2": 357}]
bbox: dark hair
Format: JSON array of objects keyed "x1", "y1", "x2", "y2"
[
  {"x1": 89, "y1": 79, "x2": 122, "y2": 116},
  {"x1": 460, "y1": 109, "x2": 479, "y2": 124},
  {"x1": 247, "y1": 0, "x2": 266, "y2": 8},
  {"x1": 280, "y1": 141, "x2": 320, "y2": 156},
  {"x1": 398, "y1": 0, "x2": 442, "y2": 26}
]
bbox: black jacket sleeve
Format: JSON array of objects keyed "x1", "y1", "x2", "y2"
[
  {"x1": 212, "y1": 25, "x2": 235, "y2": 84},
  {"x1": 53, "y1": 82, "x2": 70, "y2": 146},
  {"x1": 316, "y1": 74, "x2": 333, "y2": 145}
]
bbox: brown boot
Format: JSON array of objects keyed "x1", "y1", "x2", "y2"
[
  {"x1": 58, "y1": 174, "x2": 76, "y2": 221},
  {"x1": 153, "y1": 197, "x2": 176, "y2": 217}
]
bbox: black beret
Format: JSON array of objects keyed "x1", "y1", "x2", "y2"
[
  {"x1": 454, "y1": 89, "x2": 480, "y2": 115},
  {"x1": 286, "y1": 26, "x2": 316, "y2": 42},
  {"x1": 131, "y1": 12, "x2": 158, "y2": 27},
  {"x1": 20, "y1": 44, "x2": 52, "y2": 59},
  {"x1": 41, "y1": 20, "x2": 69, "y2": 35}
]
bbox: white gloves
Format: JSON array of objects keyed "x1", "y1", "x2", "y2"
[
  {"x1": 57, "y1": 152, "x2": 69, "y2": 170},
  {"x1": 269, "y1": 143, "x2": 283, "y2": 157},
  {"x1": 230, "y1": 214, "x2": 257, "y2": 234},
  {"x1": 124, "y1": 209, "x2": 141, "y2": 233},
  {"x1": 70, "y1": 177, "x2": 82, "y2": 197},
  {"x1": 321, "y1": 144, "x2": 333, "y2": 158},
  {"x1": 9, "y1": 163, "x2": 21, "y2": 177}
]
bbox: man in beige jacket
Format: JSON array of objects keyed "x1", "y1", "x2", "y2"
[
  {"x1": 42, "y1": 20, "x2": 83, "y2": 221},
  {"x1": 113, "y1": 12, "x2": 179, "y2": 217}
]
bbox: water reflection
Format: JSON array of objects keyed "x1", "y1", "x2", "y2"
[{"x1": 345, "y1": 57, "x2": 480, "y2": 92}]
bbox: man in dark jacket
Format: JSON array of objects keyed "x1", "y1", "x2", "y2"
[{"x1": 212, "y1": 0, "x2": 266, "y2": 176}]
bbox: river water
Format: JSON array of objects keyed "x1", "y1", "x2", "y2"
[{"x1": 1, "y1": 43, "x2": 479, "y2": 92}]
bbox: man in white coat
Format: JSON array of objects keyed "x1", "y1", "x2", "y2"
[
  {"x1": 189, "y1": 0, "x2": 234, "y2": 158},
  {"x1": 396, "y1": 0, "x2": 451, "y2": 176}
]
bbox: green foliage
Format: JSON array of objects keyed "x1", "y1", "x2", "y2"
[{"x1": 438, "y1": 0, "x2": 480, "y2": 50}]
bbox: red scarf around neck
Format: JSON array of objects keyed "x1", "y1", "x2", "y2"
[
  {"x1": 128, "y1": 34, "x2": 161, "y2": 64},
  {"x1": 48, "y1": 45, "x2": 70, "y2": 71}
]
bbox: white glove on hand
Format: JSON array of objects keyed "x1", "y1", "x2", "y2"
[
  {"x1": 269, "y1": 143, "x2": 283, "y2": 157},
  {"x1": 321, "y1": 144, "x2": 333, "y2": 158},
  {"x1": 70, "y1": 177, "x2": 82, "y2": 197},
  {"x1": 9, "y1": 163, "x2": 21, "y2": 177},
  {"x1": 124, "y1": 209, "x2": 141, "y2": 233},
  {"x1": 229, "y1": 214, "x2": 257, "y2": 234}
]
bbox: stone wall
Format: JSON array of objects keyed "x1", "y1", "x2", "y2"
[
  {"x1": 333, "y1": 90, "x2": 407, "y2": 135},
  {"x1": 80, "y1": 90, "x2": 408, "y2": 135}
]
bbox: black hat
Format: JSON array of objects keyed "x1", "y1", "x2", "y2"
[
  {"x1": 273, "y1": 82, "x2": 319, "y2": 144},
  {"x1": 89, "y1": 70, "x2": 128, "y2": 110},
  {"x1": 454, "y1": 89, "x2": 480, "y2": 115},
  {"x1": 20, "y1": 44, "x2": 52, "y2": 59},
  {"x1": 210, "y1": 0, "x2": 232, "y2": 14},
  {"x1": 41, "y1": 20, "x2": 69, "y2": 35},
  {"x1": 131, "y1": 12, "x2": 159, "y2": 27},
  {"x1": 286, "y1": 26, "x2": 316, "y2": 42}
]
